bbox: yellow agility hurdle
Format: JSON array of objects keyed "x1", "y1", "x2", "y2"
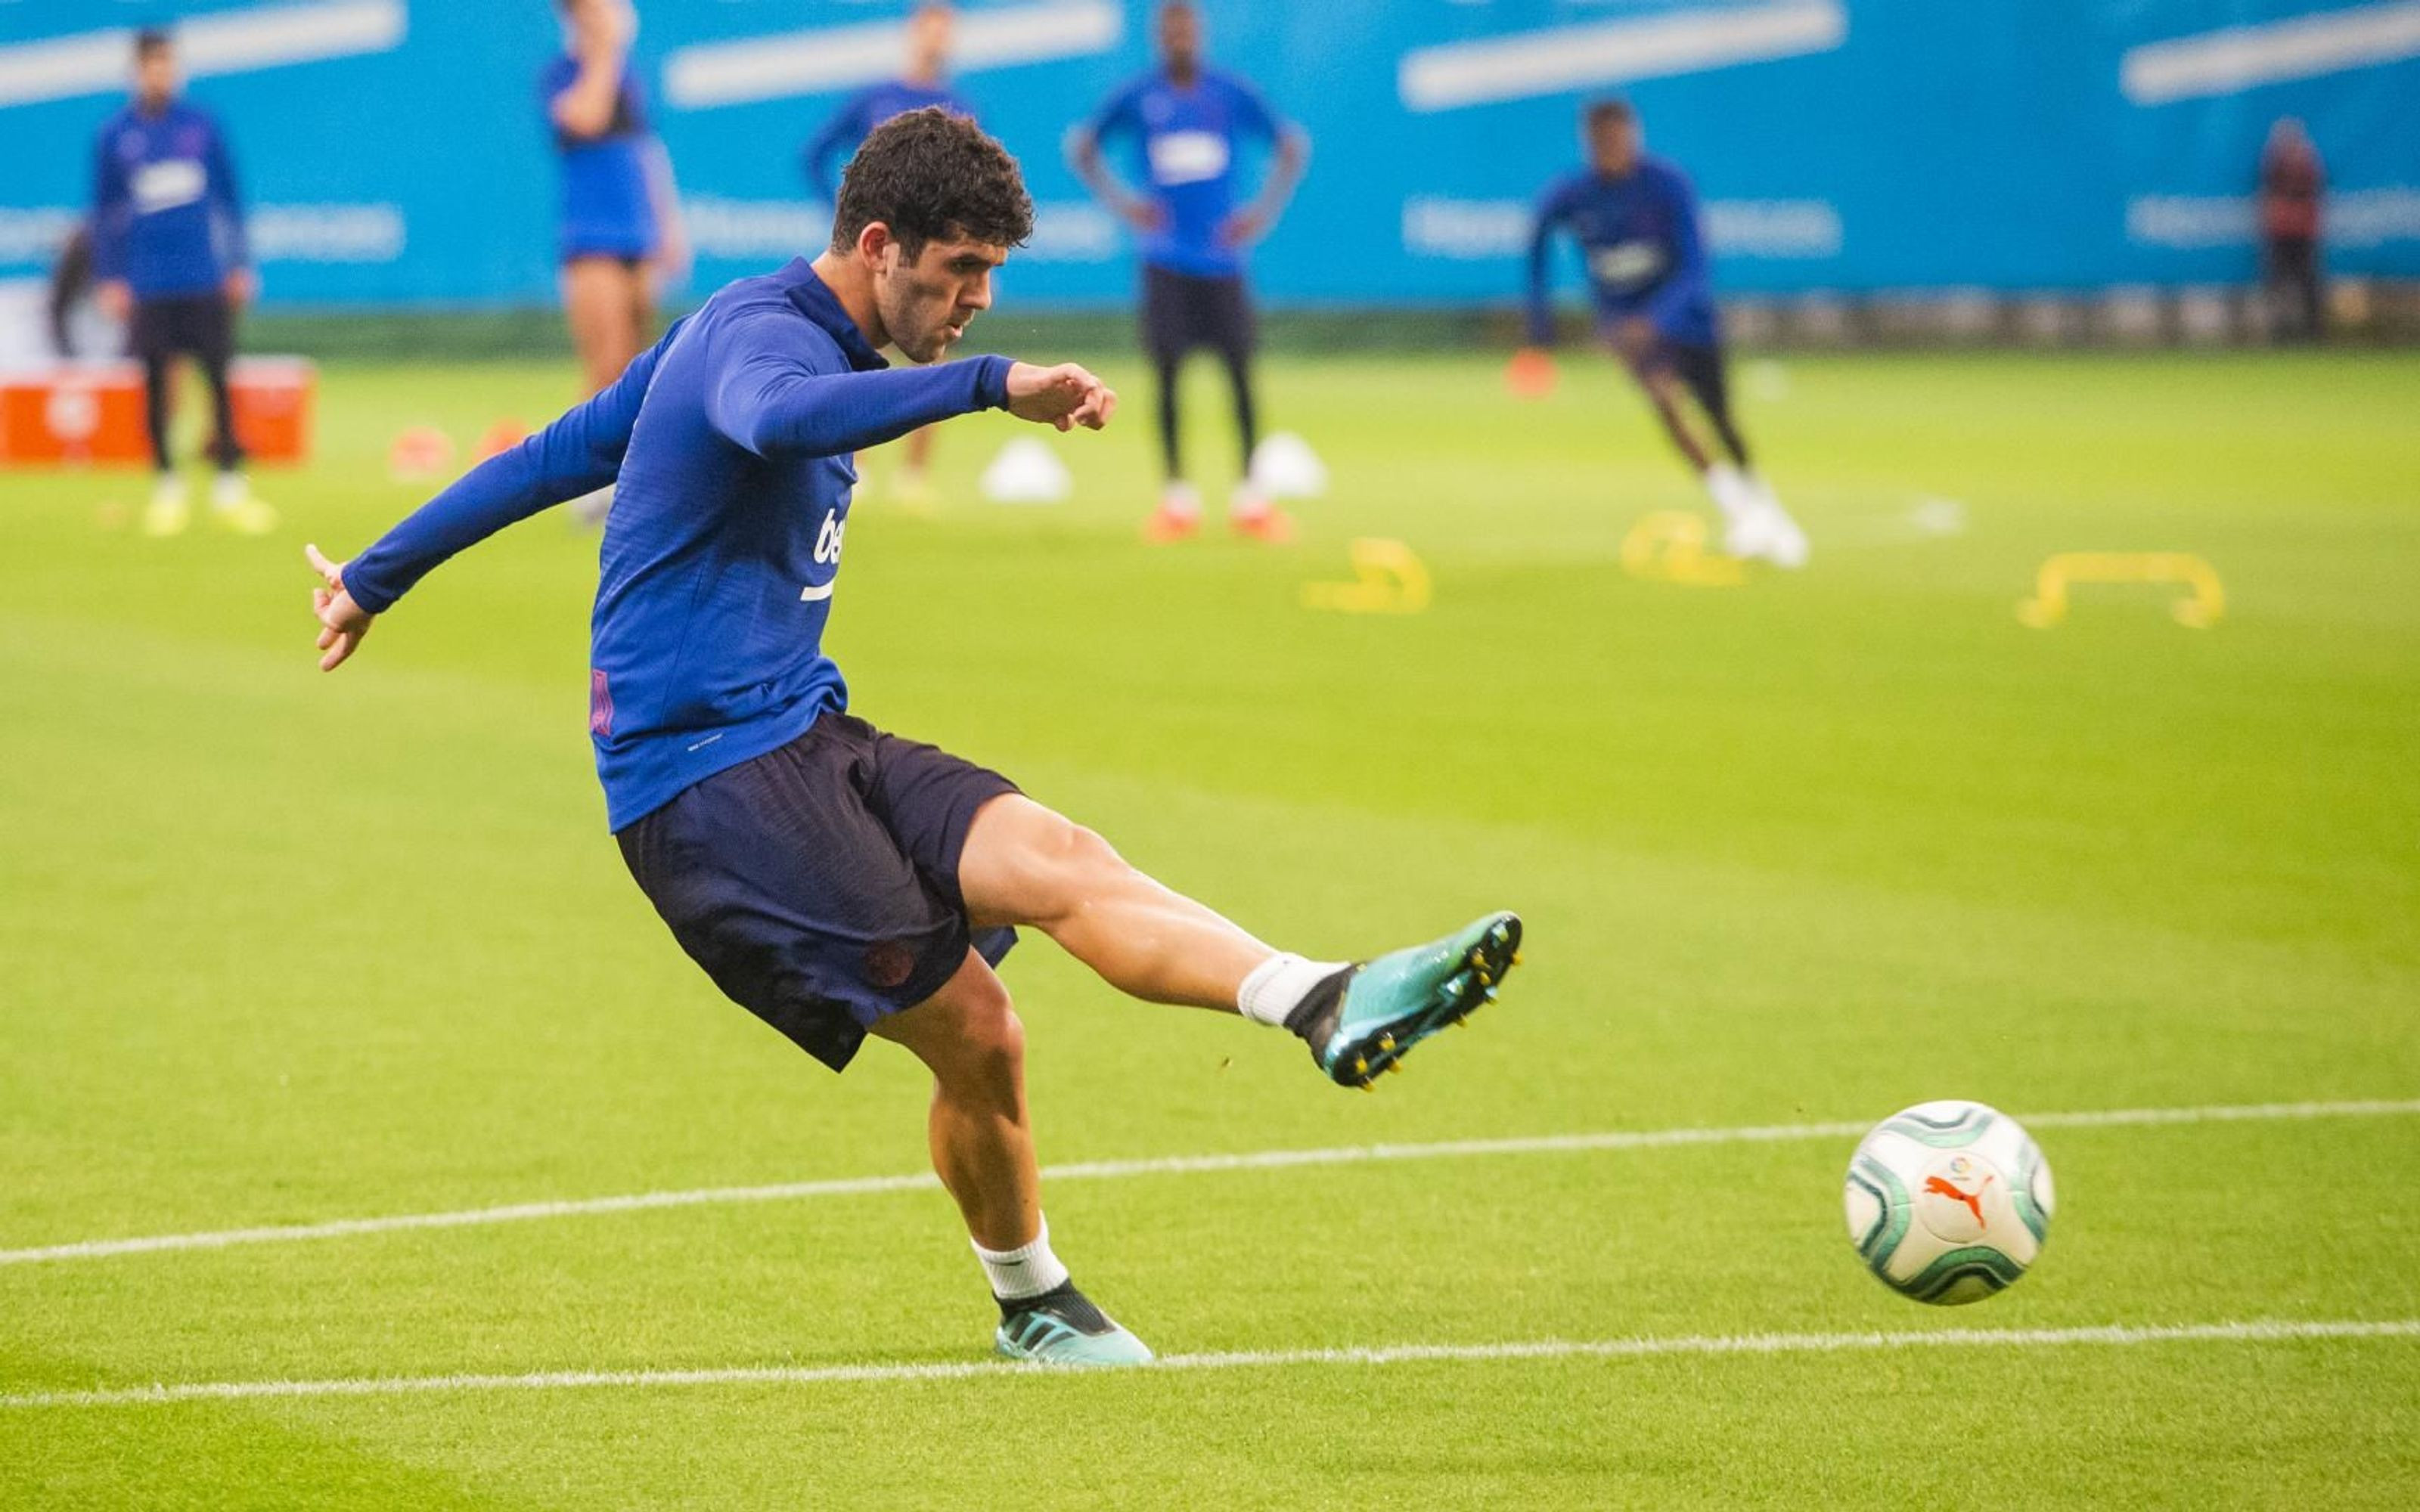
[
  {"x1": 1300, "y1": 537, "x2": 1433, "y2": 615},
  {"x1": 2017, "y1": 552, "x2": 2225, "y2": 628},
  {"x1": 1619, "y1": 511, "x2": 1745, "y2": 587}
]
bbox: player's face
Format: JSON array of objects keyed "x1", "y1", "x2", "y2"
[
  {"x1": 1588, "y1": 118, "x2": 1639, "y2": 175},
  {"x1": 908, "y1": 8, "x2": 954, "y2": 73},
  {"x1": 134, "y1": 50, "x2": 177, "y2": 107},
  {"x1": 876, "y1": 234, "x2": 1005, "y2": 364},
  {"x1": 1158, "y1": 6, "x2": 1202, "y2": 70}
]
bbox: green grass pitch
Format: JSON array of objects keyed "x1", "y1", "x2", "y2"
[{"x1": 3, "y1": 346, "x2": 2418, "y2": 1507}]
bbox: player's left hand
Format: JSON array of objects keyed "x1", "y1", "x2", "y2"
[
  {"x1": 1005, "y1": 362, "x2": 1116, "y2": 432},
  {"x1": 1218, "y1": 206, "x2": 1272, "y2": 248},
  {"x1": 224, "y1": 268, "x2": 257, "y2": 310},
  {"x1": 304, "y1": 543, "x2": 376, "y2": 671}
]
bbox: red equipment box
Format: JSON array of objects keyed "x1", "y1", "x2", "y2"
[{"x1": 0, "y1": 358, "x2": 315, "y2": 467}]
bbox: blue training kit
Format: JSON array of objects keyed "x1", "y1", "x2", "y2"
[
  {"x1": 1525, "y1": 155, "x2": 1719, "y2": 349},
  {"x1": 342, "y1": 259, "x2": 1014, "y2": 832},
  {"x1": 540, "y1": 53, "x2": 659, "y2": 260},
  {"x1": 1083, "y1": 67, "x2": 1284, "y2": 279},
  {"x1": 802, "y1": 80, "x2": 973, "y2": 202},
  {"x1": 89, "y1": 100, "x2": 247, "y2": 299}
]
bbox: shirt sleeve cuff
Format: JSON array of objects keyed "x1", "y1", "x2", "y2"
[{"x1": 975, "y1": 354, "x2": 1014, "y2": 411}]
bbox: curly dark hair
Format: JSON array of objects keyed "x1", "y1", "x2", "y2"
[{"x1": 830, "y1": 107, "x2": 1034, "y2": 259}]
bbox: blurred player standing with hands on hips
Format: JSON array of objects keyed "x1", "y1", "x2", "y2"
[
  {"x1": 802, "y1": 1, "x2": 974, "y2": 507},
  {"x1": 1069, "y1": 1, "x2": 1308, "y2": 543},
  {"x1": 545, "y1": 0, "x2": 687, "y2": 522},
  {"x1": 1516, "y1": 98, "x2": 1805, "y2": 568},
  {"x1": 303, "y1": 110, "x2": 1521, "y2": 1366},
  {"x1": 92, "y1": 27, "x2": 274, "y2": 538}
]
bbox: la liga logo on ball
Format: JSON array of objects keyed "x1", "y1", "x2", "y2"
[{"x1": 1843, "y1": 1100, "x2": 2055, "y2": 1305}]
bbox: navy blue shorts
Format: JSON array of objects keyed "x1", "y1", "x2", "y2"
[
  {"x1": 616, "y1": 714, "x2": 1019, "y2": 1072},
  {"x1": 1141, "y1": 265, "x2": 1255, "y2": 365}
]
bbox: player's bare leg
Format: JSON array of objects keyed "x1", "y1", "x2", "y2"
[
  {"x1": 891, "y1": 423, "x2": 939, "y2": 510},
  {"x1": 563, "y1": 256, "x2": 642, "y2": 396},
  {"x1": 870, "y1": 951, "x2": 1040, "y2": 1251},
  {"x1": 871, "y1": 943, "x2": 1151, "y2": 1364},
  {"x1": 562, "y1": 256, "x2": 644, "y2": 522},
  {"x1": 959, "y1": 794, "x2": 1521, "y2": 1085},
  {"x1": 960, "y1": 795, "x2": 1270, "y2": 1009}
]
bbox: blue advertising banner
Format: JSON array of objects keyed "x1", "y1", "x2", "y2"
[{"x1": 1, "y1": 1, "x2": 2414, "y2": 307}]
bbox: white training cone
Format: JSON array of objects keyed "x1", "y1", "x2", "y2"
[
  {"x1": 979, "y1": 437, "x2": 1072, "y2": 505},
  {"x1": 1250, "y1": 432, "x2": 1328, "y2": 499}
]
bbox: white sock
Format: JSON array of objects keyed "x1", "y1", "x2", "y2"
[
  {"x1": 1159, "y1": 480, "x2": 1202, "y2": 519},
  {"x1": 1238, "y1": 952, "x2": 1348, "y2": 1027},
  {"x1": 1703, "y1": 462, "x2": 1752, "y2": 525},
  {"x1": 211, "y1": 471, "x2": 247, "y2": 507},
  {"x1": 973, "y1": 1218, "x2": 1070, "y2": 1302}
]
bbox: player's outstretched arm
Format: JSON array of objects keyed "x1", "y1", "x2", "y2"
[{"x1": 302, "y1": 323, "x2": 676, "y2": 670}]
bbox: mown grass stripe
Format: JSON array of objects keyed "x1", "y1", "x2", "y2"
[
  {"x1": 3, "y1": 1098, "x2": 2412, "y2": 1269},
  {"x1": 6, "y1": 1319, "x2": 2414, "y2": 1410}
]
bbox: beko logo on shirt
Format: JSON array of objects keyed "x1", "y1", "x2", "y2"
[
  {"x1": 802, "y1": 512, "x2": 845, "y2": 601},
  {"x1": 1147, "y1": 130, "x2": 1229, "y2": 187},
  {"x1": 132, "y1": 159, "x2": 206, "y2": 215},
  {"x1": 1590, "y1": 240, "x2": 1665, "y2": 287}
]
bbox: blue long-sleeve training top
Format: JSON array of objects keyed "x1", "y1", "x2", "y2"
[
  {"x1": 1525, "y1": 155, "x2": 1717, "y2": 349},
  {"x1": 802, "y1": 81, "x2": 971, "y2": 203},
  {"x1": 344, "y1": 259, "x2": 1014, "y2": 830},
  {"x1": 89, "y1": 99, "x2": 247, "y2": 298}
]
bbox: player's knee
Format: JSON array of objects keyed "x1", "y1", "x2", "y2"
[
  {"x1": 943, "y1": 982, "x2": 1025, "y2": 1092},
  {"x1": 1032, "y1": 818, "x2": 1131, "y2": 913}
]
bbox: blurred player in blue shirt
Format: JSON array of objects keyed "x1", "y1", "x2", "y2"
[
  {"x1": 801, "y1": 2, "x2": 973, "y2": 505},
  {"x1": 1517, "y1": 99, "x2": 1804, "y2": 568},
  {"x1": 1069, "y1": 1, "x2": 1308, "y2": 542},
  {"x1": 91, "y1": 28, "x2": 273, "y2": 538},
  {"x1": 544, "y1": 1, "x2": 687, "y2": 419},
  {"x1": 306, "y1": 108, "x2": 1521, "y2": 1369}
]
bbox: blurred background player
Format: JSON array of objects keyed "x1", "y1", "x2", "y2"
[
  {"x1": 91, "y1": 27, "x2": 273, "y2": 538},
  {"x1": 2258, "y1": 118, "x2": 2327, "y2": 344},
  {"x1": 1515, "y1": 98, "x2": 1803, "y2": 569},
  {"x1": 545, "y1": 0, "x2": 686, "y2": 522},
  {"x1": 1068, "y1": 0, "x2": 1308, "y2": 543},
  {"x1": 801, "y1": 1, "x2": 971, "y2": 506}
]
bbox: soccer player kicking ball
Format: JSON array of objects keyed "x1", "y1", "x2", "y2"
[
  {"x1": 1516, "y1": 98, "x2": 1805, "y2": 569},
  {"x1": 304, "y1": 110, "x2": 1519, "y2": 1367}
]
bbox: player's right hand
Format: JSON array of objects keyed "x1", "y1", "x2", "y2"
[
  {"x1": 1506, "y1": 346, "x2": 1557, "y2": 398},
  {"x1": 1118, "y1": 198, "x2": 1167, "y2": 234},
  {"x1": 1005, "y1": 363, "x2": 1116, "y2": 432},
  {"x1": 304, "y1": 543, "x2": 375, "y2": 672},
  {"x1": 97, "y1": 280, "x2": 133, "y2": 324}
]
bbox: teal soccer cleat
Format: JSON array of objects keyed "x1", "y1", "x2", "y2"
[
  {"x1": 1293, "y1": 912, "x2": 1523, "y2": 1089},
  {"x1": 994, "y1": 1283, "x2": 1155, "y2": 1366}
]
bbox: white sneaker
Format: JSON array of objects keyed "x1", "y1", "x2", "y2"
[
  {"x1": 209, "y1": 471, "x2": 278, "y2": 535},
  {"x1": 142, "y1": 475, "x2": 191, "y2": 538},
  {"x1": 1747, "y1": 476, "x2": 1809, "y2": 569},
  {"x1": 1704, "y1": 463, "x2": 1761, "y2": 559}
]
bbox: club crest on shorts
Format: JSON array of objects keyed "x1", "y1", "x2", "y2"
[{"x1": 863, "y1": 939, "x2": 916, "y2": 990}]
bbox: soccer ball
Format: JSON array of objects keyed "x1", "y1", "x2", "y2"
[{"x1": 1842, "y1": 1100, "x2": 2055, "y2": 1305}]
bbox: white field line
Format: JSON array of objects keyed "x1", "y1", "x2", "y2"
[
  {"x1": 0, "y1": 0, "x2": 406, "y2": 110},
  {"x1": 4, "y1": 1098, "x2": 2415, "y2": 1271},
  {"x1": 5, "y1": 1318, "x2": 2414, "y2": 1411},
  {"x1": 2121, "y1": 0, "x2": 2420, "y2": 105},
  {"x1": 1398, "y1": 0, "x2": 1847, "y2": 113}
]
